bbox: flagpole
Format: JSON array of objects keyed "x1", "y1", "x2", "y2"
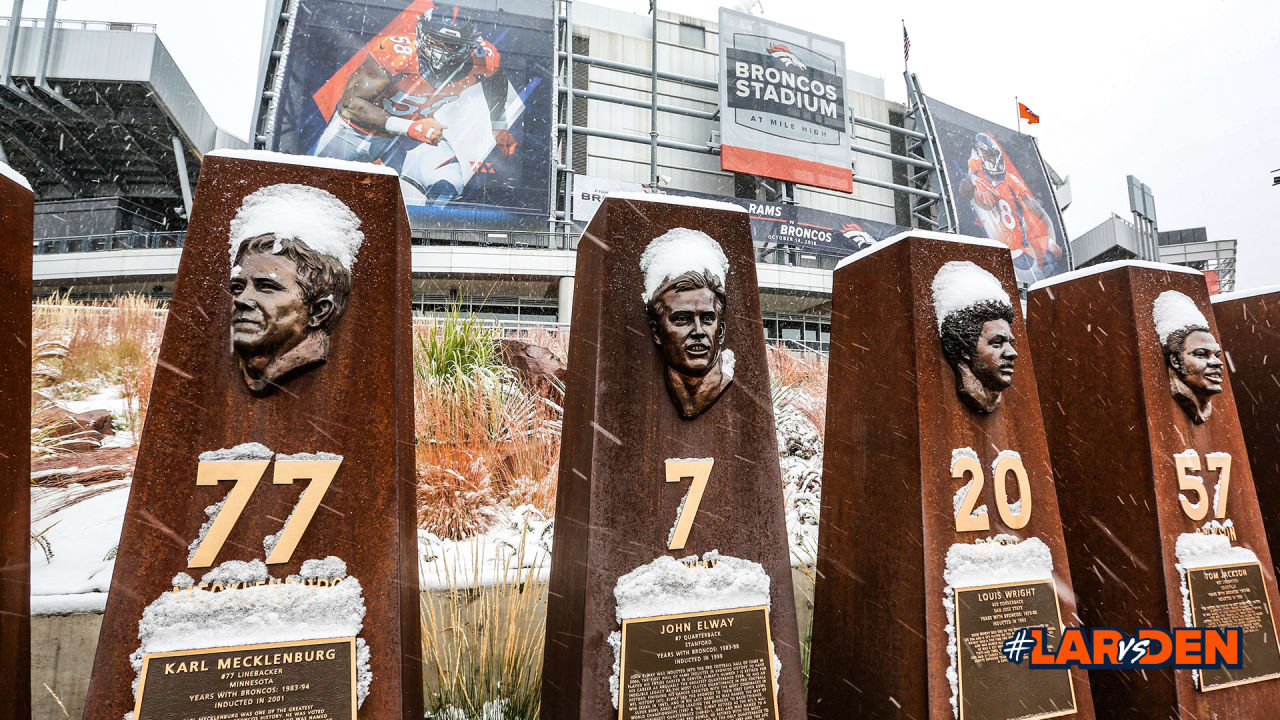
[{"x1": 1016, "y1": 96, "x2": 1021, "y2": 132}]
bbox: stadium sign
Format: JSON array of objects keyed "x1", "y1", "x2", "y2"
[
  {"x1": 665, "y1": 188, "x2": 906, "y2": 255},
  {"x1": 718, "y1": 9, "x2": 853, "y2": 193}
]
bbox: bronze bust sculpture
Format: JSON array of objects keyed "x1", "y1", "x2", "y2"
[
  {"x1": 641, "y1": 228, "x2": 734, "y2": 419},
  {"x1": 932, "y1": 261, "x2": 1018, "y2": 414},
  {"x1": 1154, "y1": 290, "x2": 1223, "y2": 424},
  {"x1": 228, "y1": 184, "x2": 363, "y2": 393}
]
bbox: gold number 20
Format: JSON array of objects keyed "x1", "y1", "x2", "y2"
[
  {"x1": 188, "y1": 458, "x2": 342, "y2": 568},
  {"x1": 1174, "y1": 452, "x2": 1232, "y2": 521},
  {"x1": 666, "y1": 459, "x2": 714, "y2": 551},
  {"x1": 951, "y1": 452, "x2": 1032, "y2": 532}
]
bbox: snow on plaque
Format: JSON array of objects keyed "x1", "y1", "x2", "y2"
[
  {"x1": 136, "y1": 557, "x2": 371, "y2": 708},
  {"x1": 942, "y1": 535, "x2": 1054, "y2": 718},
  {"x1": 608, "y1": 551, "x2": 776, "y2": 709}
]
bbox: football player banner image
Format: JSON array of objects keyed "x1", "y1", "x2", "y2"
[
  {"x1": 925, "y1": 96, "x2": 1068, "y2": 285},
  {"x1": 957, "y1": 133, "x2": 1062, "y2": 279},
  {"x1": 311, "y1": 2, "x2": 523, "y2": 206}
]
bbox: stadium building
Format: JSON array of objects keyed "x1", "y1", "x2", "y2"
[
  {"x1": 1069, "y1": 175, "x2": 1237, "y2": 292},
  {"x1": 8, "y1": 1, "x2": 1074, "y2": 351}
]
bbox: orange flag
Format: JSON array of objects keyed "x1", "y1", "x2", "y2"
[{"x1": 1018, "y1": 102, "x2": 1040, "y2": 124}]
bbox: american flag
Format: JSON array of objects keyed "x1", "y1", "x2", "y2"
[{"x1": 903, "y1": 21, "x2": 910, "y2": 61}]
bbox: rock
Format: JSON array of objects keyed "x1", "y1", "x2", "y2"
[
  {"x1": 71, "y1": 409, "x2": 114, "y2": 436},
  {"x1": 30, "y1": 445, "x2": 136, "y2": 485},
  {"x1": 498, "y1": 339, "x2": 566, "y2": 396},
  {"x1": 33, "y1": 406, "x2": 115, "y2": 453}
]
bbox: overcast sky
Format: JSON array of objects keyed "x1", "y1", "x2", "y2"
[{"x1": 5, "y1": 0, "x2": 1276, "y2": 289}]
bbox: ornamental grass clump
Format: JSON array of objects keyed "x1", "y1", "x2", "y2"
[
  {"x1": 413, "y1": 309, "x2": 562, "y2": 539},
  {"x1": 421, "y1": 524, "x2": 547, "y2": 719}
]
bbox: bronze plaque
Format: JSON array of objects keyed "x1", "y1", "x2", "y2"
[
  {"x1": 1187, "y1": 562, "x2": 1280, "y2": 691},
  {"x1": 619, "y1": 605, "x2": 778, "y2": 720},
  {"x1": 955, "y1": 580, "x2": 1075, "y2": 720},
  {"x1": 135, "y1": 637, "x2": 356, "y2": 719}
]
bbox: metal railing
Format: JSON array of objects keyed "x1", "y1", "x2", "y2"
[
  {"x1": 33, "y1": 228, "x2": 857, "y2": 272},
  {"x1": 411, "y1": 229, "x2": 577, "y2": 251},
  {"x1": 0, "y1": 17, "x2": 156, "y2": 33},
  {"x1": 34, "y1": 231, "x2": 186, "y2": 254}
]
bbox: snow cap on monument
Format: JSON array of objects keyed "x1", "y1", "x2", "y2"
[
  {"x1": 930, "y1": 260, "x2": 1012, "y2": 332},
  {"x1": 639, "y1": 227, "x2": 729, "y2": 305},
  {"x1": 229, "y1": 183, "x2": 365, "y2": 272},
  {"x1": 1152, "y1": 290, "x2": 1210, "y2": 345}
]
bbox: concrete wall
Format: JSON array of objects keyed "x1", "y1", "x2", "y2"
[{"x1": 31, "y1": 570, "x2": 815, "y2": 719}]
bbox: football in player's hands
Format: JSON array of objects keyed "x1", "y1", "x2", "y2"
[
  {"x1": 972, "y1": 180, "x2": 997, "y2": 209},
  {"x1": 494, "y1": 129, "x2": 518, "y2": 157},
  {"x1": 408, "y1": 117, "x2": 447, "y2": 144}
]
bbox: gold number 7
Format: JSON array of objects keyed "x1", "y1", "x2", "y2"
[
  {"x1": 189, "y1": 460, "x2": 270, "y2": 568},
  {"x1": 266, "y1": 460, "x2": 343, "y2": 564},
  {"x1": 187, "y1": 457, "x2": 342, "y2": 568},
  {"x1": 666, "y1": 459, "x2": 714, "y2": 551}
]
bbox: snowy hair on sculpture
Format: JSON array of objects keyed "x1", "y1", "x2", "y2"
[
  {"x1": 1152, "y1": 290, "x2": 1210, "y2": 349},
  {"x1": 639, "y1": 227, "x2": 730, "y2": 306},
  {"x1": 930, "y1": 261, "x2": 1012, "y2": 331},
  {"x1": 228, "y1": 183, "x2": 365, "y2": 272}
]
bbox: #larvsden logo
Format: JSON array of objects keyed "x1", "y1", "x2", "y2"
[{"x1": 1001, "y1": 627, "x2": 1244, "y2": 670}]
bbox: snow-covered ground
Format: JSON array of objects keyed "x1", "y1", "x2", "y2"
[{"x1": 30, "y1": 480, "x2": 129, "y2": 614}]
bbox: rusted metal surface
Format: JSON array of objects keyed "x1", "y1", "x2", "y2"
[
  {"x1": 1029, "y1": 265, "x2": 1280, "y2": 716},
  {"x1": 0, "y1": 170, "x2": 33, "y2": 720},
  {"x1": 82, "y1": 156, "x2": 421, "y2": 719},
  {"x1": 807, "y1": 235, "x2": 1093, "y2": 720},
  {"x1": 541, "y1": 196, "x2": 804, "y2": 720},
  {"x1": 1213, "y1": 290, "x2": 1280, "y2": 578}
]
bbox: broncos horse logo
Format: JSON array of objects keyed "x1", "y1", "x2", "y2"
[{"x1": 766, "y1": 44, "x2": 807, "y2": 70}]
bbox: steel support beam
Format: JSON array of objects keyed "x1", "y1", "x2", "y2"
[
  {"x1": 854, "y1": 174, "x2": 940, "y2": 200},
  {"x1": 171, "y1": 135, "x2": 193, "y2": 217},
  {"x1": 853, "y1": 115, "x2": 926, "y2": 139},
  {"x1": 852, "y1": 143, "x2": 934, "y2": 168},
  {"x1": 557, "y1": 86, "x2": 716, "y2": 119},
  {"x1": 557, "y1": 123, "x2": 715, "y2": 155},
  {"x1": 555, "y1": 51, "x2": 718, "y2": 90}
]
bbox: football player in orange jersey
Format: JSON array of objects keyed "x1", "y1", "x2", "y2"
[
  {"x1": 958, "y1": 133, "x2": 1063, "y2": 279},
  {"x1": 312, "y1": 4, "x2": 521, "y2": 204}
]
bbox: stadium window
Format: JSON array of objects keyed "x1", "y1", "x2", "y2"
[{"x1": 678, "y1": 23, "x2": 705, "y2": 48}]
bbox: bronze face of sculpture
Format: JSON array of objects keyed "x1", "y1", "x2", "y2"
[
  {"x1": 940, "y1": 300, "x2": 1018, "y2": 414},
  {"x1": 648, "y1": 270, "x2": 733, "y2": 419},
  {"x1": 230, "y1": 233, "x2": 352, "y2": 393},
  {"x1": 1164, "y1": 325, "x2": 1224, "y2": 424}
]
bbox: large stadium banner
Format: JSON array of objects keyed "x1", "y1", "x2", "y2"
[
  {"x1": 925, "y1": 95, "x2": 1070, "y2": 284},
  {"x1": 666, "y1": 188, "x2": 907, "y2": 256},
  {"x1": 269, "y1": 0, "x2": 553, "y2": 230},
  {"x1": 717, "y1": 9, "x2": 853, "y2": 193}
]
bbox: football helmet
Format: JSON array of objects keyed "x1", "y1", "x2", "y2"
[
  {"x1": 417, "y1": 5, "x2": 478, "y2": 75},
  {"x1": 973, "y1": 132, "x2": 1006, "y2": 184}
]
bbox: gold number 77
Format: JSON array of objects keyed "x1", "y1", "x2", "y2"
[
  {"x1": 188, "y1": 459, "x2": 342, "y2": 568},
  {"x1": 666, "y1": 459, "x2": 714, "y2": 551}
]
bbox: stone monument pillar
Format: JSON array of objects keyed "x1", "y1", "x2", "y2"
[
  {"x1": 83, "y1": 151, "x2": 422, "y2": 719},
  {"x1": 0, "y1": 163, "x2": 33, "y2": 720},
  {"x1": 807, "y1": 231, "x2": 1093, "y2": 720},
  {"x1": 1029, "y1": 262, "x2": 1280, "y2": 714},
  {"x1": 1212, "y1": 287, "x2": 1280, "y2": 575},
  {"x1": 541, "y1": 193, "x2": 804, "y2": 720}
]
